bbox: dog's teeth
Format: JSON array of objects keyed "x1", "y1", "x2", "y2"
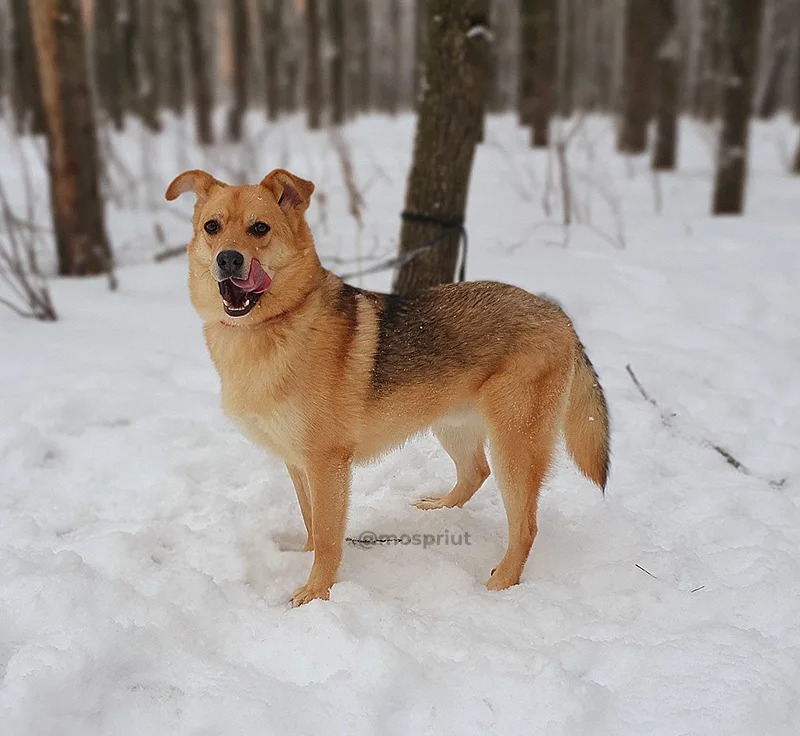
[{"x1": 243, "y1": 299, "x2": 250, "y2": 307}]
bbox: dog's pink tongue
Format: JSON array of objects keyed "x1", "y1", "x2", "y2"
[{"x1": 232, "y1": 259, "x2": 271, "y2": 293}]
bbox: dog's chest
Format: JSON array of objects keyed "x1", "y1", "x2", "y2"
[
  {"x1": 213, "y1": 339, "x2": 307, "y2": 462},
  {"x1": 221, "y1": 373, "x2": 305, "y2": 462},
  {"x1": 230, "y1": 402, "x2": 304, "y2": 462}
]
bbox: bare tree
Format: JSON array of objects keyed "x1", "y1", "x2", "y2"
[
  {"x1": 712, "y1": 0, "x2": 765, "y2": 214},
  {"x1": 346, "y1": 0, "x2": 371, "y2": 114},
  {"x1": 388, "y1": 0, "x2": 402, "y2": 114},
  {"x1": 792, "y1": 22, "x2": 800, "y2": 174},
  {"x1": 306, "y1": 0, "x2": 323, "y2": 129},
  {"x1": 617, "y1": 0, "x2": 657, "y2": 153},
  {"x1": 183, "y1": 0, "x2": 213, "y2": 144},
  {"x1": 133, "y1": 0, "x2": 162, "y2": 131},
  {"x1": 29, "y1": 0, "x2": 113, "y2": 277},
  {"x1": 0, "y1": 7, "x2": 6, "y2": 102},
  {"x1": 530, "y1": 0, "x2": 558, "y2": 147},
  {"x1": 652, "y1": 0, "x2": 679, "y2": 170},
  {"x1": 261, "y1": 0, "x2": 283, "y2": 121},
  {"x1": 793, "y1": 133, "x2": 800, "y2": 174},
  {"x1": 0, "y1": 170, "x2": 57, "y2": 320},
  {"x1": 163, "y1": 0, "x2": 187, "y2": 116},
  {"x1": 518, "y1": 0, "x2": 535, "y2": 127},
  {"x1": 93, "y1": 0, "x2": 126, "y2": 130},
  {"x1": 329, "y1": 0, "x2": 346, "y2": 125},
  {"x1": 557, "y1": 0, "x2": 575, "y2": 117},
  {"x1": 489, "y1": 0, "x2": 519, "y2": 111},
  {"x1": 227, "y1": 0, "x2": 251, "y2": 141},
  {"x1": 413, "y1": 0, "x2": 426, "y2": 108},
  {"x1": 393, "y1": 0, "x2": 491, "y2": 295},
  {"x1": 794, "y1": 16, "x2": 800, "y2": 123},
  {"x1": 697, "y1": 0, "x2": 724, "y2": 121},
  {"x1": 10, "y1": 0, "x2": 45, "y2": 134}
]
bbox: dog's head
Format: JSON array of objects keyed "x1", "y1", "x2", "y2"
[{"x1": 165, "y1": 168, "x2": 318, "y2": 325}]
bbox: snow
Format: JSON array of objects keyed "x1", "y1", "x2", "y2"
[
  {"x1": 1, "y1": 112, "x2": 800, "y2": 734},
  {"x1": 466, "y1": 25, "x2": 494, "y2": 41}
]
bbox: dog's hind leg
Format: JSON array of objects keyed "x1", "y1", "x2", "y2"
[
  {"x1": 415, "y1": 416, "x2": 490, "y2": 510},
  {"x1": 480, "y1": 360, "x2": 568, "y2": 590},
  {"x1": 287, "y1": 464, "x2": 314, "y2": 551}
]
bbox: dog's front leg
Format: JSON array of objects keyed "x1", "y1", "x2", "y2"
[
  {"x1": 290, "y1": 451, "x2": 351, "y2": 607},
  {"x1": 286, "y1": 464, "x2": 313, "y2": 551}
]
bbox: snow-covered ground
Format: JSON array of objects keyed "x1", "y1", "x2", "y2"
[{"x1": 1, "y1": 113, "x2": 799, "y2": 734}]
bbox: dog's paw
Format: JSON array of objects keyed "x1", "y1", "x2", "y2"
[
  {"x1": 486, "y1": 565, "x2": 520, "y2": 591},
  {"x1": 413, "y1": 494, "x2": 464, "y2": 510},
  {"x1": 290, "y1": 581, "x2": 331, "y2": 607}
]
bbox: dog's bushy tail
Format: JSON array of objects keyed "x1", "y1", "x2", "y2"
[{"x1": 564, "y1": 343, "x2": 610, "y2": 490}]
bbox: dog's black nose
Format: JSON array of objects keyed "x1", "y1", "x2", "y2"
[{"x1": 216, "y1": 249, "x2": 245, "y2": 278}]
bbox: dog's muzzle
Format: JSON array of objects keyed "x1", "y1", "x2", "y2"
[{"x1": 217, "y1": 257, "x2": 272, "y2": 318}]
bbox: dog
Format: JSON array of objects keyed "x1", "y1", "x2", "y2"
[{"x1": 166, "y1": 168, "x2": 610, "y2": 607}]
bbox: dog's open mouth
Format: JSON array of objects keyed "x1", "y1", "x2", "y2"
[
  {"x1": 218, "y1": 259, "x2": 272, "y2": 318},
  {"x1": 219, "y1": 279, "x2": 263, "y2": 317}
]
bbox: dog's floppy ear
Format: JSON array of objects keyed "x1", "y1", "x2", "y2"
[
  {"x1": 165, "y1": 170, "x2": 226, "y2": 202},
  {"x1": 260, "y1": 169, "x2": 315, "y2": 213}
]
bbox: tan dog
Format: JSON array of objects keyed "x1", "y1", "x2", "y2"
[{"x1": 166, "y1": 168, "x2": 610, "y2": 607}]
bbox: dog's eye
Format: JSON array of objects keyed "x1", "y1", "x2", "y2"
[
  {"x1": 249, "y1": 221, "x2": 270, "y2": 237},
  {"x1": 204, "y1": 219, "x2": 220, "y2": 235}
]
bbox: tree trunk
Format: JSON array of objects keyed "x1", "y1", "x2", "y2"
[
  {"x1": 617, "y1": 0, "x2": 657, "y2": 153},
  {"x1": 163, "y1": 0, "x2": 187, "y2": 116},
  {"x1": 413, "y1": 0, "x2": 426, "y2": 109},
  {"x1": 393, "y1": 0, "x2": 490, "y2": 296},
  {"x1": 345, "y1": 0, "x2": 365, "y2": 114},
  {"x1": 792, "y1": 131, "x2": 800, "y2": 174},
  {"x1": 530, "y1": 0, "x2": 557, "y2": 147},
  {"x1": 754, "y1": 0, "x2": 792, "y2": 121},
  {"x1": 10, "y1": 0, "x2": 46, "y2": 134},
  {"x1": 328, "y1": 0, "x2": 345, "y2": 125},
  {"x1": 281, "y1": 1, "x2": 299, "y2": 114},
  {"x1": 557, "y1": 0, "x2": 574, "y2": 117},
  {"x1": 261, "y1": 0, "x2": 283, "y2": 121},
  {"x1": 133, "y1": 0, "x2": 162, "y2": 131},
  {"x1": 356, "y1": 0, "x2": 371, "y2": 111},
  {"x1": 120, "y1": 0, "x2": 138, "y2": 113},
  {"x1": 93, "y1": 0, "x2": 126, "y2": 130},
  {"x1": 305, "y1": 0, "x2": 323, "y2": 129},
  {"x1": 652, "y1": 0, "x2": 679, "y2": 170},
  {"x1": 697, "y1": 0, "x2": 723, "y2": 121},
  {"x1": 756, "y1": 41, "x2": 788, "y2": 119},
  {"x1": 29, "y1": 0, "x2": 113, "y2": 277},
  {"x1": 183, "y1": 0, "x2": 213, "y2": 144},
  {"x1": 227, "y1": 0, "x2": 250, "y2": 141},
  {"x1": 712, "y1": 0, "x2": 764, "y2": 215},
  {"x1": 388, "y1": 0, "x2": 402, "y2": 114},
  {"x1": 518, "y1": 0, "x2": 535, "y2": 126},
  {"x1": 794, "y1": 21, "x2": 800, "y2": 123},
  {"x1": 0, "y1": 8, "x2": 6, "y2": 102}
]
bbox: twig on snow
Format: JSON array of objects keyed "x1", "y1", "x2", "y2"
[
  {"x1": 626, "y1": 364, "x2": 657, "y2": 406},
  {"x1": 635, "y1": 563, "x2": 658, "y2": 579},
  {"x1": 625, "y1": 363, "x2": 786, "y2": 488}
]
